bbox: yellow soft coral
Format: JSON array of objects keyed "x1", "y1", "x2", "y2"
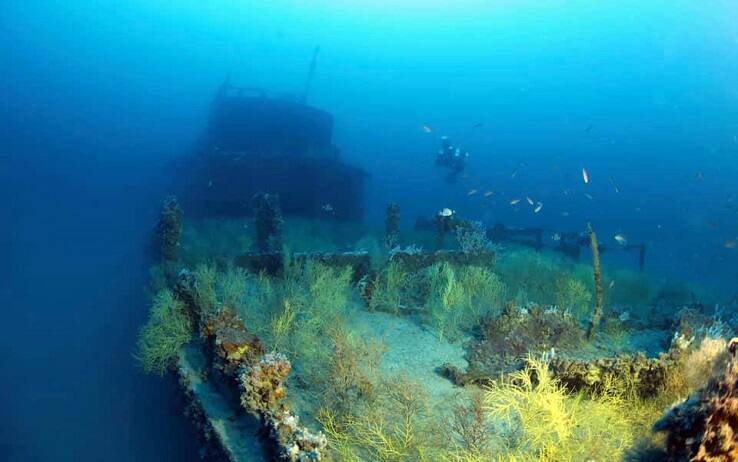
[
  {"x1": 485, "y1": 356, "x2": 635, "y2": 461},
  {"x1": 135, "y1": 289, "x2": 192, "y2": 375}
]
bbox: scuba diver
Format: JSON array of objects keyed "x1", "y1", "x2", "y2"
[{"x1": 435, "y1": 136, "x2": 468, "y2": 183}]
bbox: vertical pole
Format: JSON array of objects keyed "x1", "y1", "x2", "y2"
[{"x1": 586, "y1": 223, "x2": 604, "y2": 340}]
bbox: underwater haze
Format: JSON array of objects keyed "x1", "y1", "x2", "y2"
[{"x1": 4, "y1": 1, "x2": 738, "y2": 460}]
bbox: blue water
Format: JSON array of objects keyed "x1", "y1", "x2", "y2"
[{"x1": 3, "y1": 1, "x2": 738, "y2": 460}]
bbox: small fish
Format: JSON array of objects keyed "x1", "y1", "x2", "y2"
[
  {"x1": 321, "y1": 203, "x2": 334, "y2": 213},
  {"x1": 614, "y1": 234, "x2": 627, "y2": 246},
  {"x1": 694, "y1": 171, "x2": 704, "y2": 181},
  {"x1": 208, "y1": 180, "x2": 213, "y2": 188},
  {"x1": 552, "y1": 233, "x2": 561, "y2": 242},
  {"x1": 422, "y1": 125, "x2": 433, "y2": 133},
  {"x1": 584, "y1": 124, "x2": 594, "y2": 133},
  {"x1": 608, "y1": 177, "x2": 620, "y2": 194},
  {"x1": 582, "y1": 168, "x2": 589, "y2": 184},
  {"x1": 510, "y1": 198, "x2": 521, "y2": 205},
  {"x1": 609, "y1": 280, "x2": 616, "y2": 289},
  {"x1": 473, "y1": 122, "x2": 484, "y2": 128},
  {"x1": 723, "y1": 240, "x2": 737, "y2": 249},
  {"x1": 561, "y1": 211, "x2": 570, "y2": 217},
  {"x1": 511, "y1": 169, "x2": 518, "y2": 179},
  {"x1": 483, "y1": 190, "x2": 494, "y2": 197},
  {"x1": 461, "y1": 174, "x2": 470, "y2": 179},
  {"x1": 438, "y1": 208, "x2": 455, "y2": 217},
  {"x1": 534, "y1": 202, "x2": 543, "y2": 213},
  {"x1": 584, "y1": 193, "x2": 594, "y2": 200},
  {"x1": 467, "y1": 189, "x2": 478, "y2": 196},
  {"x1": 526, "y1": 197, "x2": 534, "y2": 205}
]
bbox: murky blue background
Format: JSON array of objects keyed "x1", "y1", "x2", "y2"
[{"x1": 3, "y1": 1, "x2": 738, "y2": 460}]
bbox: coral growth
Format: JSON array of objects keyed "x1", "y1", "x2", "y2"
[
  {"x1": 237, "y1": 352, "x2": 327, "y2": 461},
  {"x1": 280, "y1": 258, "x2": 353, "y2": 331},
  {"x1": 318, "y1": 375, "x2": 442, "y2": 462},
  {"x1": 435, "y1": 213, "x2": 456, "y2": 249},
  {"x1": 549, "y1": 351, "x2": 678, "y2": 398},
  {"x1": 497, "y1": 248, "x2": 559, "y2": 299},
  {"x1": 684, "y1": 337, "x2": 730, "y2": 391},
  {"x1": 368, "y1": 261, "x2": 414, "y2": 314},
  {"x1": 211, "y1": 311, "x2": 265, "y2": 375},
  {"x1": 449, "y1": 391, "x2": 492, "y2": 457},
  {"x1": 321, "y1": 327, "x2": 385, "y2": 415},
  {"x1": 135, "y1": 289, "x2": 193, "y2": 375},
  {"x1": 653, "y1": 339, "x2": 738, "y2": 461},
  {"x1": 267, "y1": 409, "x2": 328, "y2": 462},
  {"x1": 178, "y1": 263, "x2": 327, "y2": 460},
  {"x1": 252, "y1": 192, "x2": 284, "y2": 252},
  {"x1": 467, "y1": 302, "x2": 583, "y2": 375},
  {"x1": 155, "y1": 195, "x2": 183, "y2": 261},
  {"x1": 425, "y1": 262, "x2": 504, "y2": 339},
  {"x1": 485, "y1": 356, "x2": 636, "y2": 461},
  {"x1": 586, "y1": 223, "x2": 605, "y2": 339},
  {"x1": 194, "y1": 303, "x2": 266, "y2": 377},
  {"x1": 454, "y1": 221, "x2": 489, "y2": 254},
  {"x1": 673, "y1": 306, "x2": 728, "y2": 341},
  {"x1": 385, "y1": 202, "x2": 400, "y2": 249},
  {"x1": 554, "y1": 277, "x2": 592, "y2": 319},
  {"x1": 240, "y1": 353, "x2": 291, "y2": 415}
]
